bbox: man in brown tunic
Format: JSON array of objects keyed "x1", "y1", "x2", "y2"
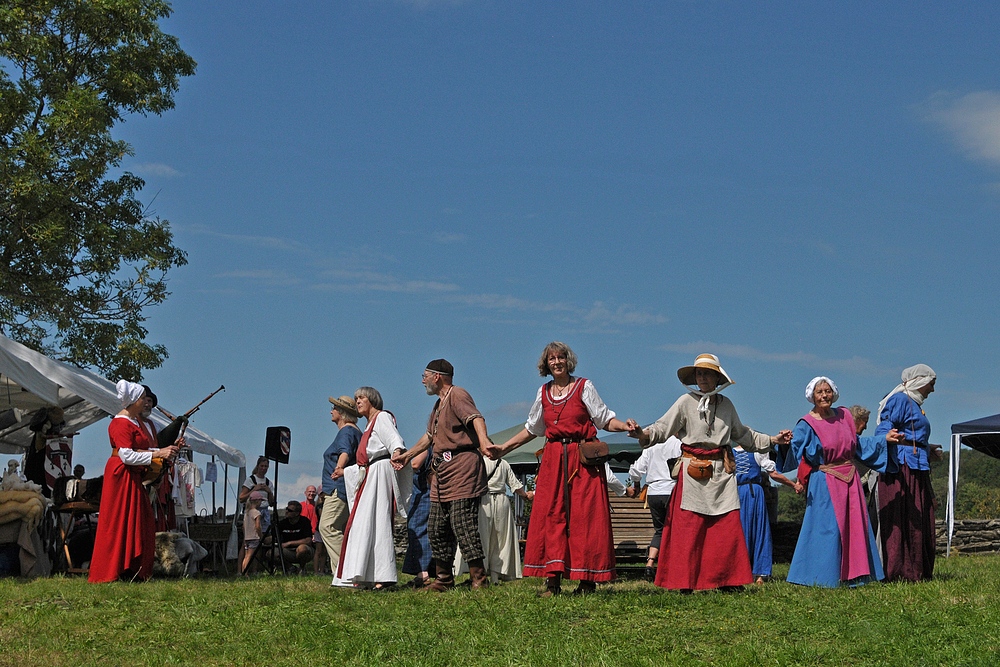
[{"x1": 393, "y1": 359, "x2": 492, "y2": 590}]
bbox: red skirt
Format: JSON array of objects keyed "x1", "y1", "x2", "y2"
[
  {"x1": 877, "y1": 465, "x2": 935, "y2": 582},
  {"x1": 88, "y1": 457, "x2": 155, "y2": 583},
  {"x1": 655, "y1": 471, "x2": 753, "y2": 590},
  {"x1": 523, "y1": 441, "x2": 616, "y2": 582}
]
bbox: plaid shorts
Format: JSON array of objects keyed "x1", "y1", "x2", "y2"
[{"x1": 428, "y1": 496, "x2": 484, "y2": 563}]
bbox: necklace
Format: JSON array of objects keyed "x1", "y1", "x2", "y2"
[{"x1": 548, "y1": 380, "x2": 574, "y2": 425}]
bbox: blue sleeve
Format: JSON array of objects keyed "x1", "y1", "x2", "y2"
[
  {"x1": 791, "y1": 420, "x2": 824, "y2": 467},
  {"x1": 856, "y1": 434, "x2": 888, "y2": 473}
]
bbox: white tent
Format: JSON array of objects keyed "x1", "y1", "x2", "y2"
[{"x1": 0, "y1": 332, "x2": 245, "y2": 468}]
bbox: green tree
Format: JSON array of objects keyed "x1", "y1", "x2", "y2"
[{"x1": 0, "y1": 0, "x2": 195, "y2": 379}]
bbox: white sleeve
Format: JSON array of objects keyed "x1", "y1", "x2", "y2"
[
  {"x1": 628, "y1": 447, "x2": 650, "y2": 484},
  {"x1": 375, "y1": 412, "x2": 406, "y2": 452},
  {"x1": 501, "y1": 460, "x2": 523, "y2": 492},
  {"x1": 582, "y1": 380, "x2": 616, "y2": 430},
  {"x1": 605, "y1": 464, "x2": 626, "y2": 496},
  {"x1": 756, "y1": 452, "x2": 776, "y2": 473},
  {"x1": 525, "y1": 386, "x2": 545, "y2": 437},
  {"x1": 117, "y1": 448, "x2": 153, "y2": 466}
]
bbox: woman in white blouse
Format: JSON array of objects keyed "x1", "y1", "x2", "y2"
[
  {"x1": 488, "y1": 342, "x2": 637, "y2": 597},
  {"x1": 333, "y1": 386, "x2": 409, "y2": 589}
]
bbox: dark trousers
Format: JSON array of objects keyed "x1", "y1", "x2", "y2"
[{"x1": 428, "y1": 496, "x2": 484, "y2": 564}]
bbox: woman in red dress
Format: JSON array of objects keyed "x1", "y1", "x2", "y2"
[
  {"x1": 488, "y1": 342, "x2": 637, "y2": 596},
  {"x1": 89, "y1": 381, "x2": 179, "y2": 583}
]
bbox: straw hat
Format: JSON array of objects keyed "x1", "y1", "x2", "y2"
[
  {"x1": 328, "y1": 395, "x2": 359, "y2": 418},
  {"x1": 677, "y1": 353, "x2": 734, "y2": 387}
]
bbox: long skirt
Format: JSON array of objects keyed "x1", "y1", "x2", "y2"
[
  {"x1": 88, "y1": 457, "x2": 155, "y2": 583},
  {"x1": 737, "y1": 482, "x2": 773, "y2": 578},
  {"x1": 523, "y1": 442, "x2": 615, "y2": 582},
  {"x1": 456, "y1": 492, "x2": 523, "y2": 581},
  {"x1": 334, "y1": 460, "x2": 402, "y2": 586},
  {"x1": 787, "y1": 471, "x2": 883, "y2": 587},
  {"x1": 877, "y1": 465, "x2": 935, "y2": 582},
  {"x1": 655, "y1": 472, "x2": 753, "y2": 590}
]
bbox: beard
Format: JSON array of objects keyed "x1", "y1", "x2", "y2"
[{"x1": 424, "y1": 380, "x2": 440, "y2": 395}]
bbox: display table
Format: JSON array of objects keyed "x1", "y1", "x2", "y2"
[{"x1": 0, "y1": 519, "x2": 51, "y2": 577}]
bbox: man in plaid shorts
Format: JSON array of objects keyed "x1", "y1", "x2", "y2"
[{"x1": 392, "y1": 359, "x2": 492, "y2": 591}]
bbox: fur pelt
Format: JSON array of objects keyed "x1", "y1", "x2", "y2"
[{"x1": 154, "y1": 531, "x2": 208, "y2": 577}]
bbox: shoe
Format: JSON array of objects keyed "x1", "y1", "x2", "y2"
[
  {"x1": 468, "y1": 559, "x2": 490, "y2": 590},
  {"x1": 572, "y1": 581, "x2": 596, "y2": 596},
  {"x1": 644, "y1": 566, "x2": 656, "y2": 582},
  {"x1": 410, "y1": 576, "x2": 428, "y2": 589},
  {"x1": 426, "y1": 570, "x2": 455, "y2": 592},
  {"x1": 537, "y1": 586, "x2": 561, "y2": 598}
]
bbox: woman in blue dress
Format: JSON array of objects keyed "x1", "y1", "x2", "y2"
[
  {"x1": 874, "y1": 364, "x2": 940, "y2": 582},
  {"x1": 734, "y1": 445, "x2": 800, "y2": 583},
  {"x1": 785, "y1": 376, "x2": 903, "y2": 587}
]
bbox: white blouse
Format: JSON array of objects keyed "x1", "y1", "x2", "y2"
[{"x1": 524, "y1": 379, "x2": 616, "y2": 437}]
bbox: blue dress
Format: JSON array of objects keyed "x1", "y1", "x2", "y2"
[
  {"x1": 786, "y1": 416, "x2": 888, "y2": 587},
  {"x1": 734, "y1": 448, "x2": 773, "y2": 578}
]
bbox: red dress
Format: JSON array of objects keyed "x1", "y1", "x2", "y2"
[
  {"x1": 522, "y1": 379, "x2": 616, "y2": 582},
  {"x1": 88, "y1": 416, "x2": 156, "y2": 583}
]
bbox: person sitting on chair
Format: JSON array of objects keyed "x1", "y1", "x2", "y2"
[{"x1": 277, "y1": 500, "x2": 314, "y2": 574}]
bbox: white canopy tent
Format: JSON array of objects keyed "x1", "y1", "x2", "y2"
[{"x1": 0, "y1": 333, "x2": 245, "y2": 469}]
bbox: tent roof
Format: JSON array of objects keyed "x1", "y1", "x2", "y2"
[
  {"x1": 0, "y1": 333, "x2": 245, "y2": 468},
  {"x1": 951, "y1": 413, "x2": 1000, "y2": 460},
  {"x1": 488, "y1": 424, "x2": 642, "y2": 474}
]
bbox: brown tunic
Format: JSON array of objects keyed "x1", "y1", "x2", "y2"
[{"x1": 426, "y1": 386, "x2": 487, "y2": 502}]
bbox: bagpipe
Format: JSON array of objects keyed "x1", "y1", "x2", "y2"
[{"x1": 143, "y1": 385, "x2": 225, "y2": 486}]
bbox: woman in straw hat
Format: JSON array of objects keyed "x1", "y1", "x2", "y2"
[
  {"x1": 89, "y1": 381, "x2": 179, "y2": 583},
  {"x1": 785, "y1": 377, "x2": 903, "y2": 587},
  {"x1": 488, "y1": 341, "x2": 638, "y2": 596},
  {"x1": 630, "y1": 353, "x2": 790, "y2": 591},
  {"x1": 319, "y1": 395, "x2": 362, "y2": 575},
  {"x1": 873, "y1": 364, "x2": 940, "y2": 582}
]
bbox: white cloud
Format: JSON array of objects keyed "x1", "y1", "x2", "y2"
[
  {"x1": 659, "y1": 341, "x2": 893, "y2": 376},
  {"x1": 214, "y1": 270, "x2": 301, "y2": 286},
  {"x1": 131, "y1": 162, "x2": 181, "y2": 177},
  {"x1": 187, "y1": 225, "x2": 312, "y2": 253},
  {"x1": 924, "y1": 91, "x2": 1000, "y2": 164}
]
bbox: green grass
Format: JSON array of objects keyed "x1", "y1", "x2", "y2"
[{"x1": 2, "y1": 556, "x2": 999, "y2": 666}]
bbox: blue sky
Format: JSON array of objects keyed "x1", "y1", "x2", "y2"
[{"x1": 67, "y1": 1, "x2": 1000, "y2": 510}]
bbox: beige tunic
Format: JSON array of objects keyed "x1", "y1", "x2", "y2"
[{"x1": 645, "y1": 392, "x2": 772, "y2": 516}]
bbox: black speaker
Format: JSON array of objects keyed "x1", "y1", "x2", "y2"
[{"x1": 264, "y1": 426, "x2": 291, "y2": 464}]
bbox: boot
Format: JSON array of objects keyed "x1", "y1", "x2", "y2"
[
  {"x1": 426, "y1": 560, "x2": 454, "y2": 592},
  {"x1": 537, "y1": 574, "x2": 561, "y2": 598},
  {"x1": 468, "y1": 558, "x2": 490, "y2": 590}
]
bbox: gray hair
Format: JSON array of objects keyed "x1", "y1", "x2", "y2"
[
  {"x1": 537, "y1": 341, "x2": 578, "y2": 377},
  {"x1": 354, "y1": 386, "x2": 384, "y2": 410},
  {"x1": 849, "y1": 405, "x2": 871, "y2": 422}
]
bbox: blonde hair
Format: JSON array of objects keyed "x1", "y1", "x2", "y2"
[{"x1": 537, "y1": 341, "x2": 578, "y2": 377}]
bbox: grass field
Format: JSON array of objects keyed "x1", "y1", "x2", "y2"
[{"x1": 1, "y1": 556, "x2": 999, "y2": 667}]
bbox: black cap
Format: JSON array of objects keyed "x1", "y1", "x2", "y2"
[{"x1": 425, "y1": 359, "x2": 454, "y2": 377}]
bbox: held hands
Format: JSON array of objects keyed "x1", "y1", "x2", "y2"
[
  {"x1": 331, "y1": 467, "x2": 344, "y2": 480},
  {"x1": 525, "y1": 490, "x2": 534, "y2": 501},
  {"x1": 793, "y1": 481, "x2": 805, "y2": 495},
  {"x1": 390, "y1": 449, "x2": 408, "y2": 471},
  {"x1": 485, "y1": 443, "x2": 506, "y2": 460},
  {"x1": 885, "y1": 428, "x2": 905, "y2": 444},
  {"x1": 772, "y1": 430, "x2": 792, "y2": 446}
]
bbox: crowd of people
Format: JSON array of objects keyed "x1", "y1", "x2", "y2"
[{"x1": 88, "y1": 345, "x2": 942, "y2": 593}]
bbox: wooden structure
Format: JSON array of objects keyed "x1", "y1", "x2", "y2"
[{"x1": 609, "y1": 495, "x2": 653, "y2": 563}]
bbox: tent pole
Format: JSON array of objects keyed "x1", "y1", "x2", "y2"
[
  {"x1": 223, "y1": 463, "x2": 229, "y2": 519},
  {"x1": 947, "y1": 434, "x2": 961, "y2": 557},
  {"x1": 211, "y1": 454, "x2": 217, "y2": 521}
]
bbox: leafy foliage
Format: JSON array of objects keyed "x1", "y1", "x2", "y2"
[{"x1": 0, "y1": 0, "x2": 195, "y2": 379}]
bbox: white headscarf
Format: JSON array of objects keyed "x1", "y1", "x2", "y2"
[
  {"x1": 805, "y1": 376, "x2": 840, "y2": 404},
  {"x1": 116, "y1": 380, "x2": 145, "y2": 409},
  {"x1": 876, "y1": 364, "x2": 936, "y2": 424}
]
